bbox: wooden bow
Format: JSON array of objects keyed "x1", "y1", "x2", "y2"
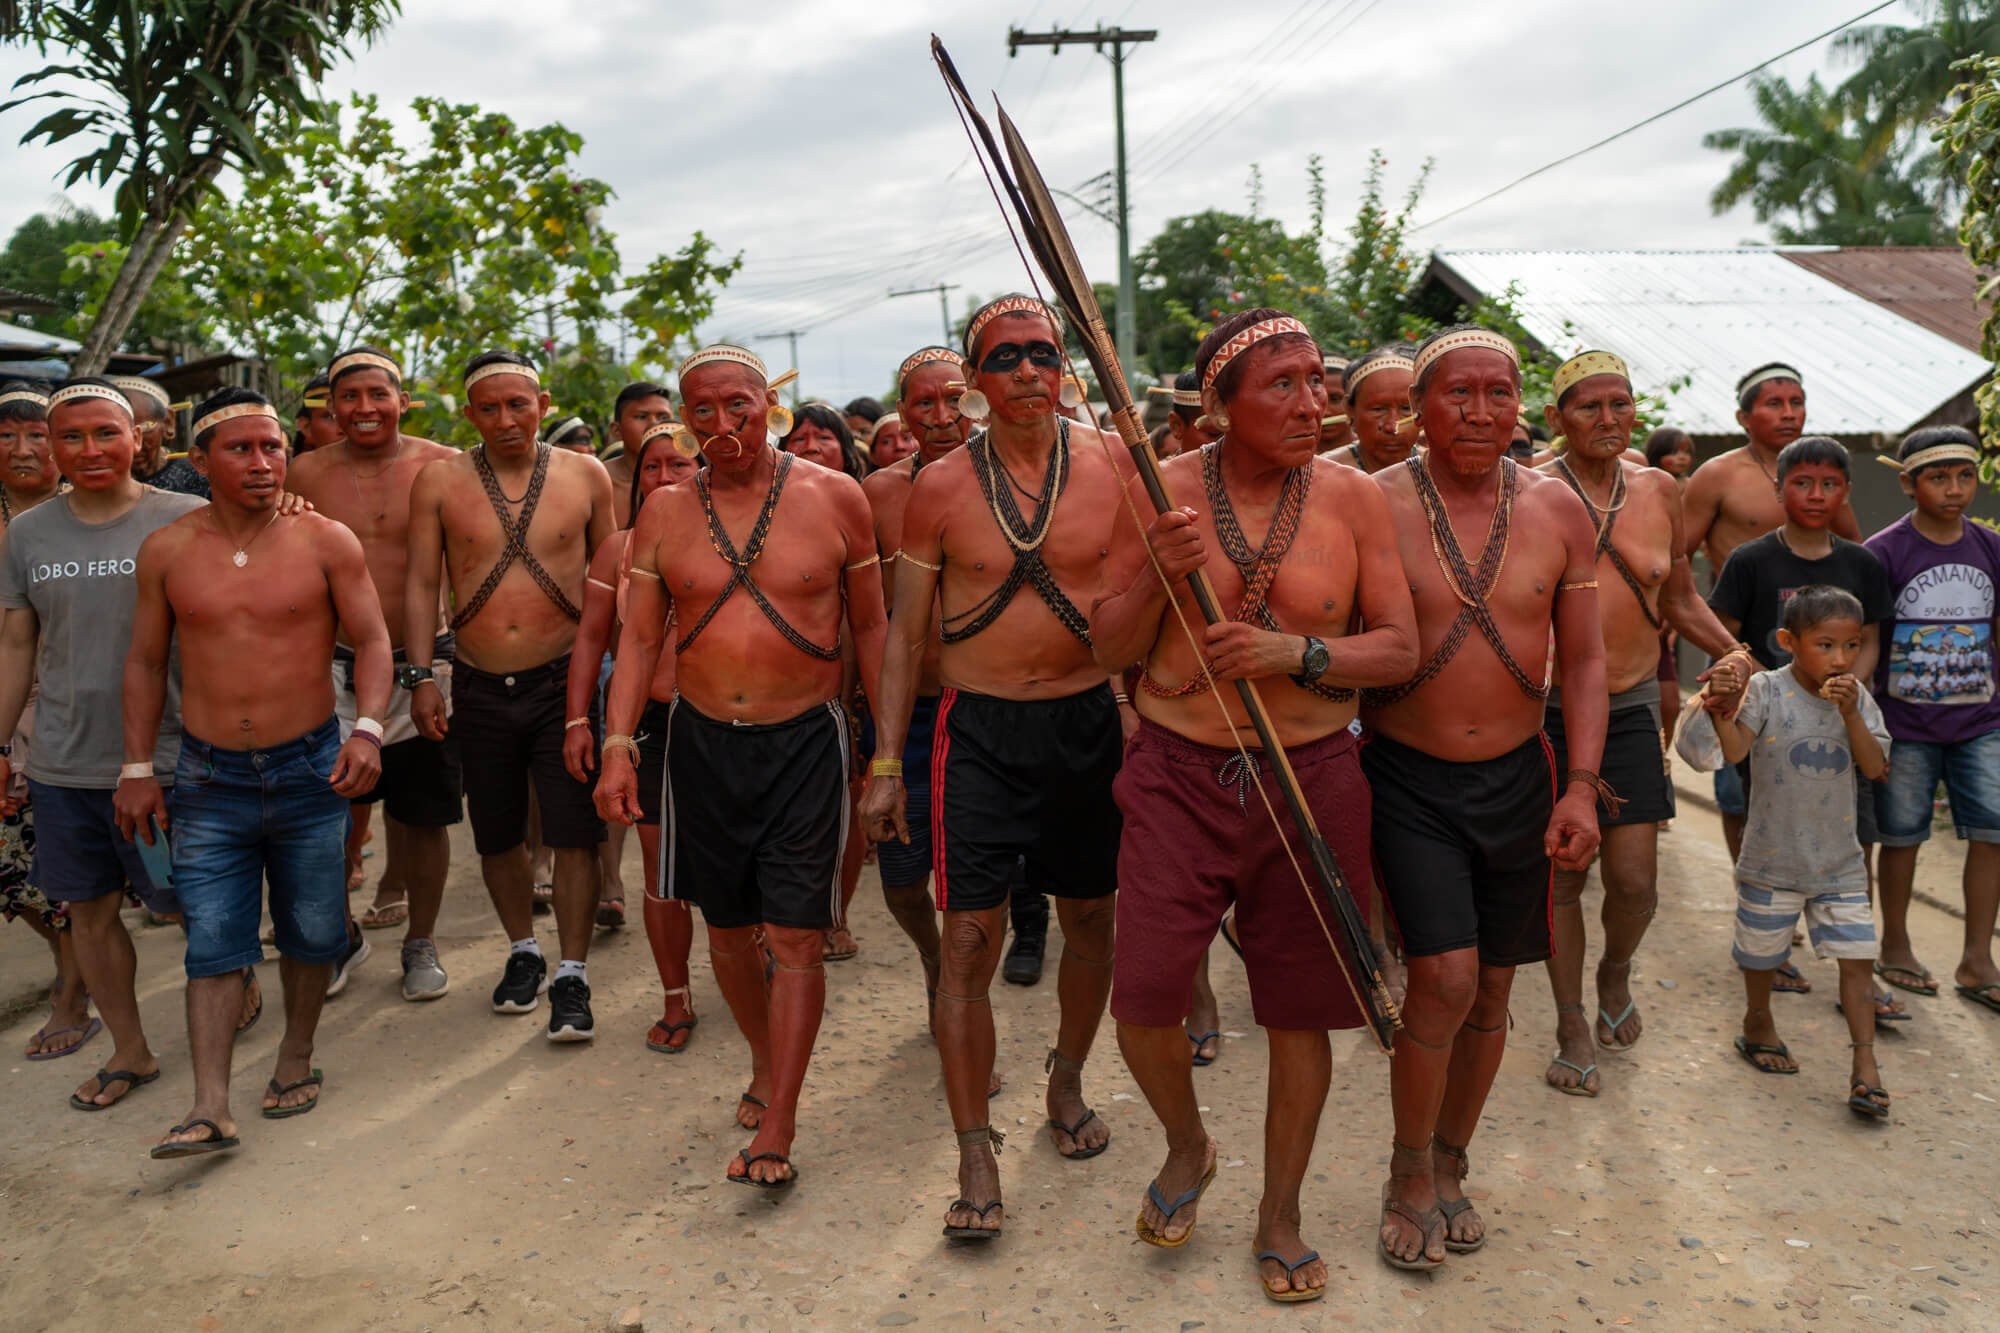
[{"x1": 931, "y1": 37, "x2": 1399, "y2": 1052}]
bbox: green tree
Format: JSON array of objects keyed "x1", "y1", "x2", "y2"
[
  {"x1": 1835, "y1": 0, "x2": 2000, "y2": 152},
  {"x1": 178, "y1": 95, "x2": 740, "y2": 442},
  {"x1": 1935, "y1": 53, "x2": 2000, "y2": 484},
  {"x1": 1704, "y1": 73, "x2": 1947, "y2": 245},
  {"x1": 1, "y1": 0, "x2": 399, "y2": 373}
]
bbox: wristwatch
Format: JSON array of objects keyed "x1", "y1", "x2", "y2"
[
  {"x1": 1294, "y1": 635, "x2": 1330, "y2": 685},
  {"x1": 395, "y1": 663, "x2": 436, "y2": 691},
  {"x1": 0, "y1": 742, "x2": 13, "y2": 758}
]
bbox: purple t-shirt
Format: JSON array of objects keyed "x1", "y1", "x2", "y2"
[{"x1": 1865, "y1": 513, "x2": 2000, "y2": 744}]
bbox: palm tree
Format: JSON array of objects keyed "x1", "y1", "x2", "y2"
[{"x1": 1834, "y1": 0, "x2": 2000, "y2": 146}]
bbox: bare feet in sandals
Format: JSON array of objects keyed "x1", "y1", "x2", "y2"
[
  {"x1": 1136, "y1": 1136, "x2": 1216, "y2": 1245},
  {"x1": 1596, "y1": 956, "x2": 1642, "y2": 1050},
  {"x1": 1255, "y1": 1212, "x2": 1327, "y2": 1301},
  {"x1": 1545, "y1": 1002, "x2": 1600, "y2": 1096},
  {"x1": 1046, "y1": 1059, "x2": 1110, "y2": 1158},
  {"x1": 944, "y1": 1131, "x2": 1005, "y2": 1237},
  {"x1": 735, "y1": 1073, "x2": 772, "y2": 1130},
  {"x1": 1379, "y1": 1143, "x2": 1445, "y2": 1270}
]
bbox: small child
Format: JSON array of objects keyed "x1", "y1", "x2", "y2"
[{"x1": 1706, "y1": 585, "x2": 1892, "y2": 1118}]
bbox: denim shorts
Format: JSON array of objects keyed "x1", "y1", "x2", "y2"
[
  {"x1": 28, "y1": 780, "x2": 178, "y2": 915},
  {"x1": 1713, "y1": 761, "x2": 1747, "y2": 817},
  {"x1": 173, "y1": 717, "x2": 351, "y2": 977},
  {"x1": 1876, "y1": 730, "x2": 2000, "y2": 847}
]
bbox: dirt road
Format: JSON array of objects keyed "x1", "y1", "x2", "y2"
[{"x1": 3, "y1": 770, "x2": 1997, "y2": 1331}]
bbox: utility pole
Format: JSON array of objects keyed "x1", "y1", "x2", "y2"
[
  {"x1": 753, "y1": 331, "x2": 804, "y2": 404},
  {"x1": 889, "y1": 282, "x2": 962, "y2": 343},
  {"x1": 1008, "y1": 21, "x2": 1156, "y2": 391}
]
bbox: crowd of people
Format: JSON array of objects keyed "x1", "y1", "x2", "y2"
[{"x1": 2, "y1": 299, "x2": 1995, "y2": 1304}]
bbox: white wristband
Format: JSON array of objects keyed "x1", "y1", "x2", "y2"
[
  {"x1": 354, "y1": 717, "x2": 385, "y2": 742},
  {"x1": 120, "y1": 762, "x2": 154, "y2": 781}
]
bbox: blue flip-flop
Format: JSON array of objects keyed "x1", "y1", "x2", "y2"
[
  {"x1": 1187, "y1": 1029, "x2": 1220, "y2": 1067},
  {"x1": 1257, "y1": 1248, "x2": 1325, "y2": 1303},
  {"x1": 1597, "y1": 1000, "x2": 1641, "y2": 1051},
  {"x1": 27, "y1": 1015, "x2": 101, "y2": 1061},
  {"x1": 1547, "y1": 1055, "x2": 1598, "y2": 1097},
  {"x1": 1135, "y1": 1156, "x2": 1218, "y2": 1247}
]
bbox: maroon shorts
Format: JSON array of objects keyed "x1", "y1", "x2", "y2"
[
  {"x1": 1657, "y1": 631, "x2": 1677, "y2": 683},
  {"x1": 1110, "y1": 719, "x2": 1372, "y2": 1032}
]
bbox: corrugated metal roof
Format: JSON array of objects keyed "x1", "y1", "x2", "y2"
[
  {"x1": 0, "y1": 318, "x2": 79, "y2": 353},
  {"x1": 1426, "y1": 249, "x2": 1993, "y2": 436},
  {"x1": 1779, "y1": 247, "x2": 1991, "y2": 353}
]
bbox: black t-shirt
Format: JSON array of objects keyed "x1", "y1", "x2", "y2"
[{"x1": 1709, "y1": 529, "x2": 1893, "y2": 669}]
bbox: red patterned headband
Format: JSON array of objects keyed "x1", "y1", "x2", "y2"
[
  {"x1": 1412, "y1": 329, "x2": 1520, "y2": 384},
  {"x1": 898, "y1": 347, "x2": 965, "y2": 386},
  {"x1": 964, "y1": 298, "x2": 1059, "y2": 357},
  {"x1": 1200, "y1": 316, "x2": 1314, "y2": 391}
]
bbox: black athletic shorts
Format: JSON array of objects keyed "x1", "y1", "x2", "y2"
[
  {"x1": 875, "y1": 693, "x2": 938, "y2": 888},
  {"x1": 453, "y1": 654, "x2": 606, "y2": 856},
  {"x1": 663, "y1": 696, "x2": 849, "y2": 931},
  {"x1": 1362, "y1": 730, "x2": 1557, "y2": 967},
  {"x1": 1543, "y1": 683, "x2": 1673, "y2": 827},
  {"x1": 635, "y1": 697, "x2": 673, "y2": 827},
  {"x1": 932, "y1": 683, "x2": 1121, "y2": 913},
  {"x1": 358, "y1": 736, "x2": 464, "y2": 827}
]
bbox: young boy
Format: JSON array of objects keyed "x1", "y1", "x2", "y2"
[
  {"x1": 1709, "y1": 436, "x2": 1894, "y2": 1003},
  {"x1": 1707, "y1": 586, "x2": 1891, "y2": 1118},
  {"x1": 1863, "y1": 426, "x2": 2000, "y2": 1010}
]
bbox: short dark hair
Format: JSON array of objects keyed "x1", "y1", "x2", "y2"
[
  {"x1": 1782, "y1": 584, "x2": 1864, "y2": 636},
  {"x1": 1897, "y1": 425, "x2": 1979, "y2": 480},
  {"x1": 1643, "y1": 426, "x2": 1690, "y2": 470},
  {"x1": 462, "y1": 349, "x2": 537, "y2": 383},
  {"x1": 1341, "y1": 344, "x2": 1414, "y2": 396},
  {"x1": 191, "y1": 386, "x2": 274, "y2": 451},
  {"x1": 1411, "y1": 324, "x2": 1520, "y2": 396},
  {"x1": 1170, "y1": 370, "x2": 1201, "y2": 425},
  {"x1": 1775, "y1": 435, "x2": 1849, "y2": 484},
  {"x1": 295, "y1": 371, "x2": 330, "y2": 419},
  {"x1": 841, "y1": 396, "x2": 884, "y2": 426},
  {"x1": 783, "y1": 401, "x2": 867, "y2": 481},
  {"x1": 0, "y1": 378, "x2": 51, "y2": 425},
  {"x1": 329, "y1": 344, "x2": 403, "y2": 389},
  {"x1": 1194, "y1": 307, "x2": 1316, "y2": 403},
  {"x1": 1736, "y1": 362, "x2": 1802, "y2": 412},
  {"x1": 614, "y1": 381, "x2": 670, "y2": 420}
]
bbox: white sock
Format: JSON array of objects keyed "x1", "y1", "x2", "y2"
[
  {"x1": 555, "y1": 959, "x2": 587, "y2": 983},
  {"x1": 510, "y1": 938, "x2": 542, "y2": 959}
]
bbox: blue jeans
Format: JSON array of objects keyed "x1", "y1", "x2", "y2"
[
  {"x1": 1713, "y1": 761, "x2": 1747, "y2": 817},
  {"x1": 1876, "y1": 730, "x2": 2000, "y2": 847},
  {"x1": 173, "y1": 717, "x2": 350, "y2": 978}
]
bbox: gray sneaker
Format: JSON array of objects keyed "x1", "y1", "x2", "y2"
[{"x1": 401, "y1": 938, "x2": 450, "y2": 1001}]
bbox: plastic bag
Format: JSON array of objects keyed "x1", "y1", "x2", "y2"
[{"x1": 1673, "y1": 687, "x2": 1726, "y2": 772}]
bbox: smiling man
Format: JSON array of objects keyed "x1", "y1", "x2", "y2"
[
  {"x1": 404, "y1": 350, "x2": 614, "y2": 1041},
  {"x1": 117, "y1": 387, "x2": 391, "y2": 1158},
  {"x1": 286, "y1": 346, "x2": 463, "y2": 1000}
]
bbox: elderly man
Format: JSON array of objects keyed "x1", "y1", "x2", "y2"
[
  {"x1": 1317, "y1": 352, "x2": 1355, "y2": 455},
  {"x1": 1093, "y1": 308, "x2": 1417, "y2": 1302},
  {"x1": 113, "y1": 376, "x2": 207, "y2": 498},
  {"x1": 596, "y1": 344, "x2": 885, "y2": 1188},
  {"x1": 1362, "y1": 326, "x2": 1608, "y2": 1270},
  {"x1": 861, "y1": 294, "x2": 1131, "y2": 1241},
  {"x1": 1329, "y1": 346, "x2": 1417, "y2": 476},
  {"x1": 405, "y1": 351, "x2": 614, "y2": 1040},
  {"x1": 1532, "y1": 351, "x2": 1753, "y2": 1097}
]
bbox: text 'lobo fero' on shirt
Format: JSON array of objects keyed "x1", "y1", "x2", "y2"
[{"x1": 1865, "y1": 513, "x2": 2000, "y2": 745}]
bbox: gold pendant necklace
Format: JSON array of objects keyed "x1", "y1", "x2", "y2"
[{"x1": 215, "y1": 508, "x2": 282, "y2": 568}]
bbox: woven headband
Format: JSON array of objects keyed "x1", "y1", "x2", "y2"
[
  {"x1": 1200, "y1": 316, "x2": 1314, "y2": 391},
  {"x1": 1738, "y1": 364, "x2": 1803, "y2": 399},
  {"x1": 868, "y1": 412, "x2": 904, "y2": 444},
  {"x1": 1552, "y1": 350, "x2": 1630, "y2": 404},
  {"x1": 1146, "y1": 385, "x2": 1203, "y2": 408},
  {"x1": 897, "y1": 347, "x2": 964, "y2": 386},
  {"x1": 679, "y1": 344, "x2": 767, "y2": 382},
  {"x1": 329, "y1": 351, "x2": 402, "y2": 382},
  {"x1": 110, "y1": 376, "x2": 171, "y2": 410},
  {"x1": 192, "y1": 402, "x2": 280, "y2": 437},
  {"x1": 48, "y1": 384, "x2": 133, "y2": 416},
  {"x1": 1345, "y1": 351, "x2": 1414, "y2": 392},
  {"x1": 1412, "y1": 329, "x2": 1520, "y2": 383},
  {"x1": 640, "y1": 421, "x2": 682, "y2": 447},
  {"x1": 964, "y1": 297, "x2": 1059, "y2": 357},
  {"x1": 541, "y1": 415, "x2": 584, "y2": 442},
  {"x1": 463, "y1": 360, "x2": 540, "y2": 392},
  {"x1": 0, "y1": 390, "x2": 49, "y2": 410},
  {"x1": 1898, "y1": 442, "x2": 1980, "y2": 472}
]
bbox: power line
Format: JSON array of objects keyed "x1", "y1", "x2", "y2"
[{"x1": 1412, "y1": 0, "x2": 1902, "y2": 233}]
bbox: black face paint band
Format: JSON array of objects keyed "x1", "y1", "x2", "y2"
[{"x1": 978, "y1": 340, "x2": 1063, "y2": 375}]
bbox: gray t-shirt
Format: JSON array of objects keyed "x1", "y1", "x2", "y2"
[
  {"x1": 1734, "y1": 664, "x2": 1890, "y2": 893},
  {"x1": 0, "y1": 488, "x2": 204, "y2": 787}
]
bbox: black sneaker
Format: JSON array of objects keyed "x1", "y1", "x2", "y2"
[
  {"x1": 491, "y1": 951, "x2": 548, "y2": 1013},
  {"x1": 1002, "y1": 930, "x2": 1045, "y2": 986},
  {"x1": 547, "y1": 974, "x2": 594, "y2": 1043},
  {"x1": 325, "y1": 922, "x2": 370, "y2": 998}
]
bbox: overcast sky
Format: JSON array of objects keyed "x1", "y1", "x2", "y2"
[{"x1": 0, "y1": 0, "x2": 1929, "y2": 403}]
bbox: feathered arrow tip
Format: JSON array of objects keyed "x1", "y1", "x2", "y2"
[{"x1": 930, "y1": 35, "x2": 1400, "y2": 1052}]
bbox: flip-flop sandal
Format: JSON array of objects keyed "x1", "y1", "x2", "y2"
[
  {"x1": 1256, "y1": 1248, "x2": 1326, "y2": 1303},
  {"x1": 1186, "y1": 1029, "x2": 1221, "y2": 1068},
  {"x1": 1836, "y1": 994, "x2": 1913, "y2": 1026},
  {"x1": 70, "y1": 1067, "x2": 160, "y2": 1112},
  {"x1": 27, "y1": 1015, "x2": 101, "y2": 1061},
  {"x1": 728, "y1": 1149, "x2": 796, "y2": 1190},
  {"x1": 1437, "y1": 1196, "x2": 1486, "y2": 1253},
  {"x1": 1135, "y1": 1156, "x2": 1218, "y2": 1247},
  {"x1": 1734, "y1": 1034, "x2": 1798, "y2": 1074},
  {"x1": 1546, "y1": 1055, "x2": 1598, "y2": 1097},
  {"x1": 1772, "y1": 962, "x2": 1812, "y2": 994},
  {"x1": 822, "y1": 930, "x2": 858, "y2": 962},
  {"x1": 646, "y1": 1016, "x2": 698, "y2": 1053},
  {"x1": 149, "y1": 1118, "x2": 240, "y2": 1159},
  {"x1": 1047, "y1": 1108, "x2": 1109, "y2": 1161},
  {"x1": 531, "y1": 882, "x2": 554, "y2": 913},
  {"x1": 942, "y1": 1198, "x2": 1003, "y2": 1240},
  {"x1": 735, "y1": 1092, "x2": 767, "y2": 1126},
  {"x1": 237, "y1": 967, "x2": 262, "y2": 1035},
  {"x1": 1874, "y1": 961, "x2": 1938, "y2": 996},
  {"x1": 360, "y1": 899, "x2": 408, "y2": 930},
  {"x1": 1597, "y1": 1000, "x2": 1641, "y2": 1052},
  {"x1": 1847, "y1": 1081, "x2": 1890, "y2": 1119},
  {"x1": 261, "y1": 1068, "x2": 324, "y2": 1119},
  {"x1": 1956, "y1": 982, "x2": 2000, "y2": 1015},
  {"x1": 1217, "y1": 914, "x2": 1245, "y2": 963},
  {"x1": 595, "y1": 898, "x2": 626, "y2": 929},
  {"x1": 1378, "y1": 1190, "x2": 1446, "y2": 1272}
]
